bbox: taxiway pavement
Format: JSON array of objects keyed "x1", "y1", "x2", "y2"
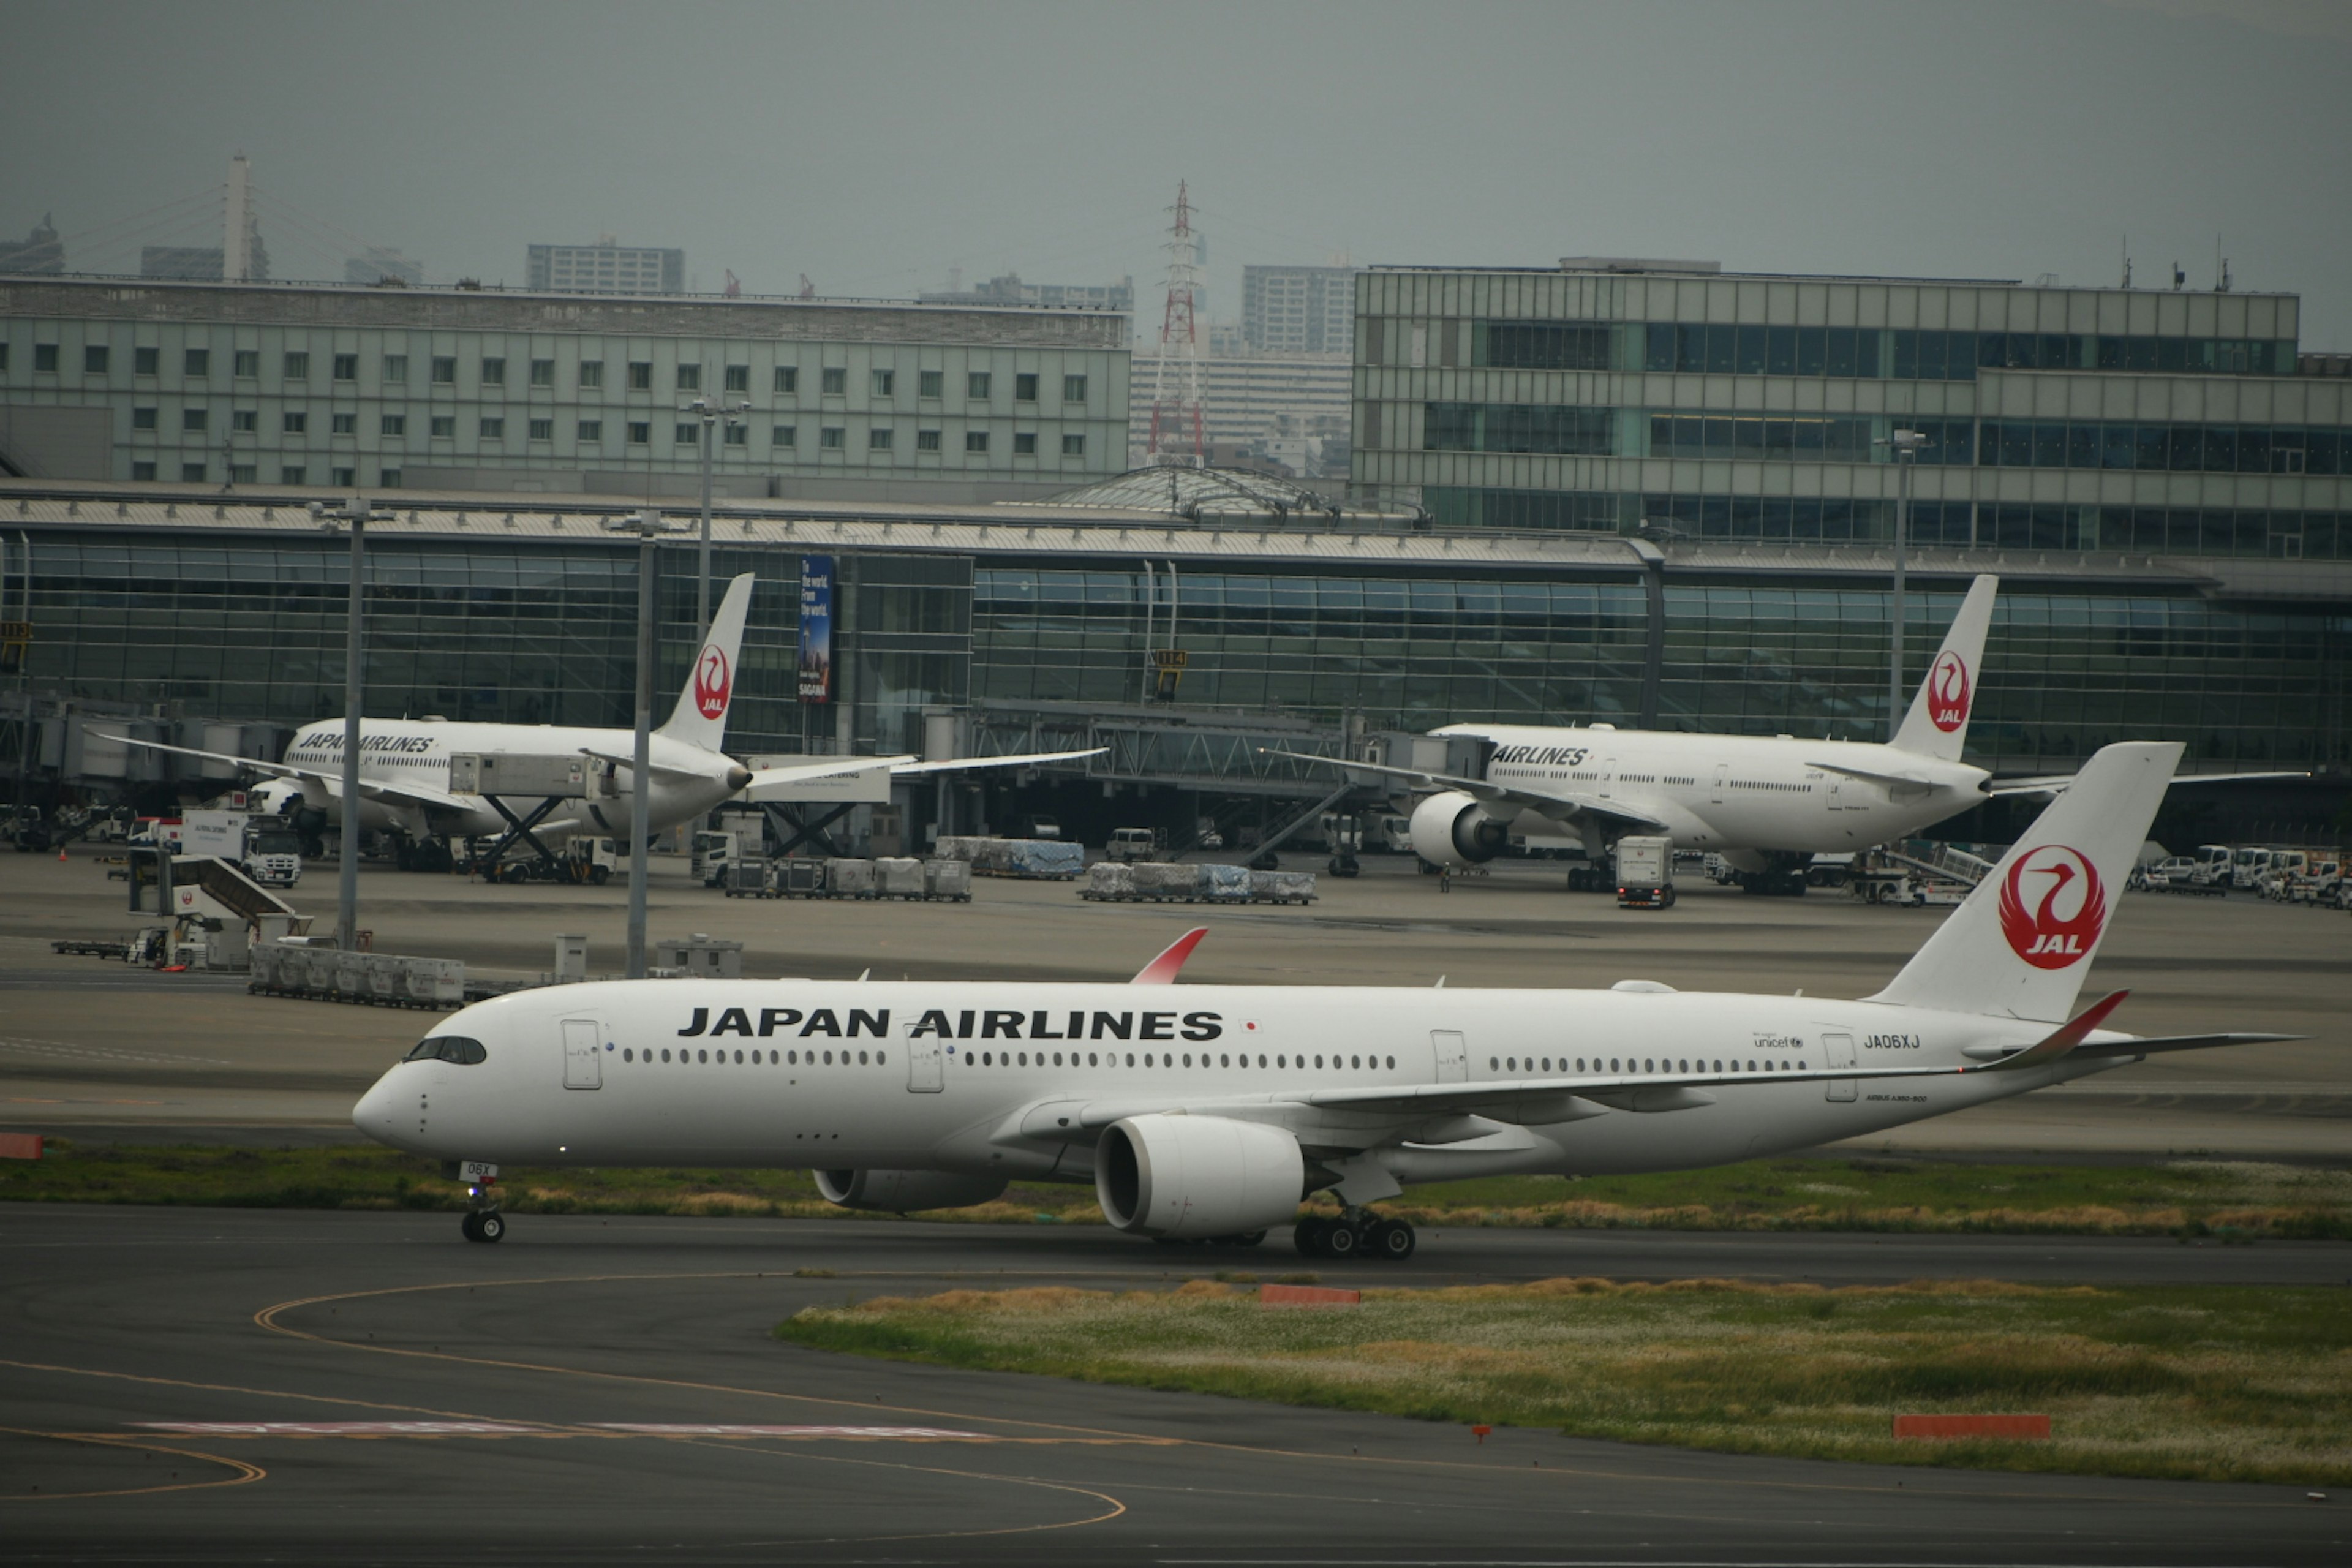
[{"x1": 3, "y1": 1205, "x2": 2347, "y2": 1566}]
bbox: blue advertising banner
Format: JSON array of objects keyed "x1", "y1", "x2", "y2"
[{"x1": 797, "y1": 554, "x2": 834, "y2": 703}]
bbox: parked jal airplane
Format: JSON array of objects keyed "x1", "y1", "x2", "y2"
[
  {"x1": 1277, "y1": 574, "x2": 2286, "y2": 893},
  {"x1": 355, "y1": 740, "x2": 2290, "y2": 1256},
  {"x1": 113, "y1": 574, "x2": 1098, "y2": 855}
]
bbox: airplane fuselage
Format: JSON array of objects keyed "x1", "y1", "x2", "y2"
[
  {"x1": 354, "y1": 978, "x2": 2124, "y2": 1180},
  {"x1": 1437, "y1": 723, "x2": 1991, "y2": 862},
  {"x1": 270, "y1": 718, "x2": 740, "y2": 843}
]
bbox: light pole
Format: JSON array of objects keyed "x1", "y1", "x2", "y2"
[
  {"x1": 679, "y1": 396, "x2": 751, "y2": 639},
  {"x1": 1875, "y1": 429, "x2": 1928, "y2": 739},
  {"x1": 604, "y1": 510, "x2": 687, "y2": 978},
  {"x1": 310, "y1": 496, "x2": 394, "y2": 950}
]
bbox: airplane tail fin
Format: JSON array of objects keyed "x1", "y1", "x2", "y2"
[
  {"x1": 1891, "y1": 573, "x2": 1998, "y2": 761},
  {"x1": 658, "y1": 573, "x2": 756, "y2": 753},
  {"x1": 1866, "y1": 741, "x2": 2181, "y2": 1020}
]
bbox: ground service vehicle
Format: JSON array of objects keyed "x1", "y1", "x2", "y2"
[
  {"x1": 355, "y1": 742, "x2": 2296, "y2": 1260},
  {"x1": 1614, "y1": 835, "x2": 1673, "y2": 908},
  {"x1": 1106, "y1": 827, "x2": 1159, "y2": 863},
  {"x1": 179, "y1": 809, "x2": 305, "y2": 888}
]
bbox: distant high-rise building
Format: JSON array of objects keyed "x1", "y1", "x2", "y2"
[
  {"x1": 920, "y1": 272, "x2": 1133, "y2": 313},
  {"x1": 527, "y1": 237, "x2": 685, "y2": 295},
  {"x1": 1242, "y1": 264, "x2": 1357, "y2": 356},
  {"x1": 0, "y1": 214, "x2": 64, "y2": 275},
  {"x1": 345, "y1": 246, "x2": 423, "y2": 286}
]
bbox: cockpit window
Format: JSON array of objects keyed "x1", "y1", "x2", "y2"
[{"x1": 404, "y1": 1036, "x2": 488, "y2": 1065}]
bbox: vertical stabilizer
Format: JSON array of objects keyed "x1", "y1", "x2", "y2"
[
  {"x1": 1866, "y1": 741, "x2": 2181, "y2": 1020},
  {"x1": 658, "y1": 573, "x2": 756, "y2": 753},
  {"x1": 1891, "y1": 574, "x2": 1999, "y2": 761}
]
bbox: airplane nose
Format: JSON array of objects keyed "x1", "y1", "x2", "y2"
[
  {"x1": 726, "y1": 764, "x2": 752, "y2": 791},
  {"x1": 352, "y1": 1073, "x2": 404, "y2": 1146}
]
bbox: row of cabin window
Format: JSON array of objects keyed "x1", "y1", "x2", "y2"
[
  {"x1": 26, "y1": 346, "x2": 1087, "y2": 403},
  {"x1": 623, "y1": 1046, "x2": 881, "y2": 1066},
  {"x1": 129, "y1": 409, "x2": 1079, "y2": 456},
  {"x1": 1493, "y1": 1054, "x2": 1810, "y2": 1074},
  {"x1": 965, "y1": 1049, "x2": 1398, "y2": 1071}
]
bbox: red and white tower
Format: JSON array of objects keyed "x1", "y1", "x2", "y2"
[{"x1": 1147, "y1": 181, "x2": 1207, "y2": 466}]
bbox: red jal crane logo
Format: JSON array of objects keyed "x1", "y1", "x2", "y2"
[
  {"x1": 1928, "y1": 650, "x2": 1972, "y2": 733},
  {"x1": 1997, "y1": 846, "x2": 2106, "y2": 968},
  {"x1": 693, "y1": 646, "x2": 732, "y2": 719}
]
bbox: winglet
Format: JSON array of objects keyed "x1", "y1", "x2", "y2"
[
  {"x1": 1969, "y1": 989, "x2": 2128, "y2": 1073},
  {"x1": 1131, "y1": 928, "x2": 1208, "y2": 985}
]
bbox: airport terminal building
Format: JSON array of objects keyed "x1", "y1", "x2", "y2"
[
  {"x1": 1, "y1": 260, "x2": 2346, "y2": 842},
  {"x1": 0, "y1": 276, "x2": 1131, "y2": 505}
]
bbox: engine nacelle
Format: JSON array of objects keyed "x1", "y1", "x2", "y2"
[
  {"x1": 1095, "y1": 1114, "x2": 1306, "y2": 1240},
  {"x1": 814, "y1": 1169, "x2": 1009, "y2": 1213},
  {"x1": 1409, "y1": 790, "x2": 1513, "y2": 869}
]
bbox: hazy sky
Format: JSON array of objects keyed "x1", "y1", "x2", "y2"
[{"x1": 8, "y1": 0, "x2": 2350, "y2": 344}]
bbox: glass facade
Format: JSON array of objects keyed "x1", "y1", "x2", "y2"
[
  {"x1": 16, "y1": 522, "x2": 2350, "y2": 778},
  {"x1": 1359, "y1": 268, "x2": 2348, "y2": 568}
]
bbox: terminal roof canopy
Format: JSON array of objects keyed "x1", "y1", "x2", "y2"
[{"x1": 1030, "y1": 465, "x2": 1425, "y2": 528}]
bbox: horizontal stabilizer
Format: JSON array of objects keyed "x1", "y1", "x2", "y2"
[{"x1": 1964, "y1": 990, "x2": 2128, "y2": 1074}]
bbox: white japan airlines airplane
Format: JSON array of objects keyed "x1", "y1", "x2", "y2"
[
  {"x1": 1275, "y1": 574, "x2": 2292, "y2": 892},
  {"x1": 111, "y1": 573, "x2": 1098, "y2": 853},
  {"x1": 1275, "y1": 575, "x2": 2007, "y2": 893},
  {"x1": 355, "y1": 740, "x2": 2294, "y2": 1256}
]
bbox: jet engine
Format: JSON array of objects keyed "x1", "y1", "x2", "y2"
[
  {"x1": 1409, "y1": 790, "x2": 1514, "y2": 869},
  {"x1": 1094, "y1": 1114, "x2": 1307, "y2": 1240},
  {"x1": 814, "y1": 1169, "x2": 1009, "y2": 1213}
]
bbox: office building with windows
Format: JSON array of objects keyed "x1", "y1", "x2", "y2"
[
  {"x1": 526, "y1": 239, "x2": 685, "y2": 295},
  {"x1": 1243, "y1": 265, "x2": 1359, "y2": 356},
  {"x1": 0, "y1": 274, "x2": 1131, "y2": 502},
  {"x1": 921, "y1": 273, "x2": 1134, "y2": 314},
  {"x1": 1351, "y1": 258, "x2": 2348, "y2": 565}
]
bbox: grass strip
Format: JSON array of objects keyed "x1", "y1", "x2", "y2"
[
  {"x1": 1, "y1": 1142, "x2": 2345, "y2": 1236},
  {"x1": 777, "y1": 1276, "x2": 2352, "y2": 1487}
]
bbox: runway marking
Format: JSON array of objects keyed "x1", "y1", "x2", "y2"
[
  {"x1": 249, "y1": 1272, "x2": 2307, "y2": 1512},
  {"x1": 0, "y1": 1035, "x2": 235, "y2": 1067},
  {"x1": 598, "y1": 1422, "x2": 986, "y2": 1438},
  {"x1": 137, "y1": 1420, "x2": 540, "y2": 1437},
  {"x1": 0, "y1": 1422, "x2": 266, "y2": 1503}
]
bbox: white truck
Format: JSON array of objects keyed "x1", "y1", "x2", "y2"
[
  {"x1": 179, "y1": 809, "x2": 304, "y2": 888},
  {"x1": 1614, "y1": 835, "x2": 1675, "y2": 909}
]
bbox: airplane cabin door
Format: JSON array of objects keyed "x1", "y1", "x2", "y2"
[
  {"x1": 561, "y1": 1018, "x2": 603, "y2": 1090},
  {"x1": 1822, "y1": 1031, "x2": 1856, "y2": 1102},
  {"x1": 1431, "y1": 1030, "x2": 1467, "y2": 1084},
  {"x1": 1710, "y1": 764, "x2": 1728, "y2": 804},
  {"x1": 1597, "y1": 756, "x2": 1616, "y2": 797},
  {"x1": 905, "y1": 1022, "x2": 944, "y2": 1093}
]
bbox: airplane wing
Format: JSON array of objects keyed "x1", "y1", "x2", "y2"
[
  {"x1": 741, "y1": 755, "x2": 919, "y2": 799},
  {"x1": 888, "y1": 747, "x2": 1106, "y2": 777},
  {"x1": 1985, "y1": 769, "x2": 2311, "y2": 799},
  {"x1": 575, "y1": 747, "x2": 743, "y2": 787},
  {"x1": 1807, "y1": 758, "x2": 1937, "y2": 791},
  {"x1": 738, "y1": 748, "x2": 1106, "y2": 802},
  {"x1": 98, "y1": 733, "x2": 471, "y2": 814},
  {"x1": 1258, "y1": 747, "x2": 1665, "y2": 834}
]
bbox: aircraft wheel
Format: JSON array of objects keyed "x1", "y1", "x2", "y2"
[
  {"x1": 475, "y1": 1212, "x2": 505, "y2": 1243},
  {"x1": 1294, "y1": 1218, "x2": 1329, "y2": 1256},
  {"x1": 1322, "y1": 1221, "x2": 1360, "y2": 1259},
  {"x1": 1369, "y1": 1219, "x2": 1417, "y2": 1261},
  {"x1": 460, "y1": 1211, "x2": 483, "y2": 1242}
]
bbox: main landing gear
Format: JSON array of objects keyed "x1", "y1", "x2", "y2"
[{"x1": 1295, "y1": 1209, "x2": 1417, "y2": 1261}]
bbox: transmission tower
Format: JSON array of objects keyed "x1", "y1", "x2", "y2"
[{"x1": 1147, "y1": 181, "x2": 1207, "y2": 466}]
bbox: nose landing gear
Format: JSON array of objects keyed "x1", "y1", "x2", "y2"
[
  {"x1": 1294, "y1": 1208, "x2": 1417, "y2": 1260},
  {"x1": 455, "y1": 1163, "x2": 505, "y2": 1243}
]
